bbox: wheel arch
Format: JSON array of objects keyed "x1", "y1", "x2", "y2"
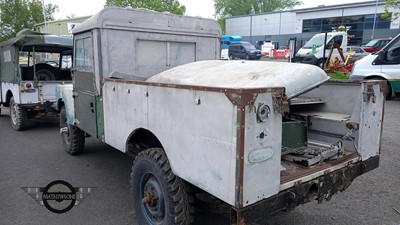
[
  {"x1": 125, "y1": 128, "x2": 164, "y2": 158},
  {"x1": 4, "y1": 90, "x2": 14, "y2": 107},
  {"x1": 56, "y1": 98, "x2": 64, "y2": 112}
]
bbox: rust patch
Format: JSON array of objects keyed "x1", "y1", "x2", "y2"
[
  {"x1": 239, "y1": 218, "x2": 247, "y2": 225},
  {"x1": 225, "y1": 93, "x2": 258, "y2": 106},
  {"x1": 280, "y1": 152, "x2": 358, "y2": 184},
  {"x1": 105, "y1": 78, "x2": 282, "y2": 95},
  {"x1": 273, "y1": 92, "x2": 290, "y2": 116},
  {"x1": 363, "y1": 84, "x2": 376, "y2": 103},
  {"x1": 235, "y1": 104, "x2": 246, "y2": 208}
]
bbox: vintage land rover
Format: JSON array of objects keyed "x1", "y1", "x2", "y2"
[
  {"x1": 55, "y1": 7, "x2": 384, "y2": 225},
  {"x1": 0, "y1": 29, "x2": 72, "y2": 130}
]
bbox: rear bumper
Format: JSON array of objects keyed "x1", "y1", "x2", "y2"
[{"x1": 230, "y1": 156, "x2": 380, "y2": 224}]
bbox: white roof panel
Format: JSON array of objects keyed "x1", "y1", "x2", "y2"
[{"x1": 147, "y1": 60, "x2": 330, "y2": 98}]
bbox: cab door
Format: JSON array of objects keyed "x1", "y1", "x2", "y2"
[{"x1": 73, "y1": 33, "x2": 97, "y2": 137}]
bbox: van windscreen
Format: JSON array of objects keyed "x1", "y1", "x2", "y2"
[{"x1": 303, "y1": 35, "x2": 332, "y2": 49}]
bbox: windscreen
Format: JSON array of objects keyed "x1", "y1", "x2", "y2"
[
  {"x1": 303, "y1": 35, "x2": 332, "y2": 49},
  {"x1": 243, "y1": 42, "x2": 256, "y2": 50},
  {"x1": 365, "y1": 40, "x2": 379, "y2": 47}
]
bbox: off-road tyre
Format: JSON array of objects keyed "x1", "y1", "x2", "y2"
[
  {"x1": 131, "y1": 148, "x2": 194, "y2": 225},
  {"x1": 9, "y1": 97, "x2": 28, "y2": 131},
  {"x1": 60, "y1": 106, "x2": 85, "y2": 155}
]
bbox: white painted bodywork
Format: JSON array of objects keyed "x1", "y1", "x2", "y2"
[
  {"x1": 1, "y1": 81, "x2": 71, "y2": 105},
  {"x1": 103, "y1": 81, "x2": 239, "y2": 205},
  {"x1": 102, "y1": 61, "x2": 330, "y2": 207},
  {"x1": 147, "y1": 60, "x2": 329, "y2": 99},
  {"x1": 56, "y1": 84, "x2": 74, "y2": 124},
  {"x1": 1, "y1": 82, "x2": 19, "y2": 103},
  {"x1": 58, "y1": 7, "x2": 385, "y2": 212}
]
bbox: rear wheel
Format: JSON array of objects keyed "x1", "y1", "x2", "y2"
[
  {"x1": 131, "y1": 148, "x2": 194, "y2": 225},
  {"x1": 245, "y1": 54, "x2": 250, "y2": 60},
  {"x1": 9, "y1": 97, "x2": 28, "y2": 131},
  {"x1": 60, "y1": 106, "x2": 85, "y2": 155},
  {"x1": 229, "y1": 54, "x2": 234, "y2": 60}
]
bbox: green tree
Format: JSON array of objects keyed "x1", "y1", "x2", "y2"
[
  {"x1": 0, "y1": 0, "x2": 58, "y2": 41},
  {"x1": 214, "y1": 0, "x2": 302, "y2": 18},
  {"x1": 383, "y1": 0, "x2": 400, "y2": 21},
  {"x1": 105, "y1": 0, "x2": 186, "y2": 15}
]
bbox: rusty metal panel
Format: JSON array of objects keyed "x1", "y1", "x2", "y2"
[{"x1": 147, "y1": 60, "x2": 329, "y2": 99}]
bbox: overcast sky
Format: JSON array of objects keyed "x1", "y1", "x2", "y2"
[{"x1": 47, "y1": 0, "x2": 370, "y2": 19}]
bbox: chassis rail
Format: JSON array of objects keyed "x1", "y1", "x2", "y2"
[{"x1": 230, "y1": 156, "x2": 380, "y2": 225}]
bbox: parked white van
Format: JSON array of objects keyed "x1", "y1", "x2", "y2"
[
  {"x1": 295, "y1": 31, "x2": 348, "y2": 68},
  {"x1": 350, "y1": 33, "x2": 400, "y2": 98}
]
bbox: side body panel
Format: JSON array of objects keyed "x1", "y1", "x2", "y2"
[
  {"x1": 103, "y1": 80, "x2": 238, "y2": 206},
  {"x1": 1, "y1": 83, "x2": 20, "y2": 103}
]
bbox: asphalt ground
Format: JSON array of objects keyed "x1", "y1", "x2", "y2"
[{"x1": 0, "y1": 99, "x2": 399, "y2": 225}]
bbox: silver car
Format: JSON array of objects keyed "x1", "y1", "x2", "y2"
[{"x1": 346, "y1": 46, "x2": 369, "y2": 62}]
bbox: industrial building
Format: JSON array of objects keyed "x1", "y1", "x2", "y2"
[
  {"x1": 225, "y1": 0, "x2": 400, "y2": 48},
  {"x1": 34, "y1": 16, "x2": 90, "y2": 36}
]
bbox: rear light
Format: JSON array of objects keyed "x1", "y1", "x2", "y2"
[{"x1": 25, "y1": 82, "x2": 32, "y2": 89}]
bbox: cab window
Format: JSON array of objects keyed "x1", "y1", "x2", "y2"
[{"x1": 385, "y1": 39, "x2": 400, "y2": 63}]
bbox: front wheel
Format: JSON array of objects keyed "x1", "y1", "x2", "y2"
[
  {"x1": 9, "y1": 97, "x2": 28, "y2": 131},
  {"x1": 245, "y1": 54, "x2": 250, "y2": 60},
  {"x1": 131, "y1": 148, "x2": 194, "y2": 225},
  {"x1": 229, "y1": 54, "x2": 234, "y2": 60},
  {"x1": 60, "y1": 106, "x2": 85, "y2": 155}
]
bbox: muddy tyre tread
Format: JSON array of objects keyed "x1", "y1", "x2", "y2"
[{"x1": 131, "y1": 148, "x2": 194, "y2": 225}]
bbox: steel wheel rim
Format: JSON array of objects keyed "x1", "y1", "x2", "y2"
[{"x1": 140, "y1": 173, "x2": 165, "y2": 225}]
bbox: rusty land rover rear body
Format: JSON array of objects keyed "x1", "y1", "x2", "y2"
[{"x1": 56, "y1": 8, "x2": 384, "y2": 225}]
